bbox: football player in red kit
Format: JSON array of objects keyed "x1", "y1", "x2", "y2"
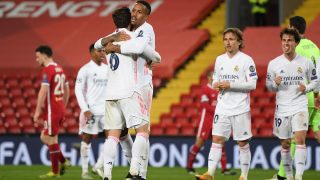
[{"x1": 33, "y1": 45, "x2": 71, "y2": 178}]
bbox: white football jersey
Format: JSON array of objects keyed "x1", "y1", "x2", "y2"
[
  {"x1": 266, "y1": 54, "x2": 318, "y2": 116},
  {"x1": 121, "y1": 22, "x2": 155, "y2": 88},
  {"x1": 75, "y1": 60, "x2": 108, "y2": 115},
  {"x1": 213, "y1": 51, "x2": 258, "y2": 116},
  {"x1": 105, "y1": 28, "x2": 138, "y2": 100}
]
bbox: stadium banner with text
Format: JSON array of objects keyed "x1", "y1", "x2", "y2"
[{"x1": 0, "y1": 135, "x2": 320, "y2": 170}]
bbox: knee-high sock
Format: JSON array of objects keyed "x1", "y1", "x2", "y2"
[
  {"x1": 103, "y1": 136, "x2": 119, "y2": 179},
  {"x1": 278, "y1": 140, "x2": 296, "y2": 177},
  {"x1": 187, "y1": 144, "x2": 200, "y2": 169},
  {"x1": 208, "y1": 143, "x2": 222, "y2": 176},
  {"x1": 280, "y1": 148, "x2": 293, "y2": 178},
  {"x1": 130, "y1": 132, "x2": 148, "y2": 176},
  {"x1": 239, "y1": 144, "x2": 251, "y2": 180},
  {"x1": 57, "y1": 144, "x2": 66, "y2": 164},
  {"x1": 48, "y1": 144, "x2": 60, "y2": 174},
  {"x1": 220, "y1": 146, "x2": 227, "y2": 172},
  {"x1": 80, "y1": 141, "x2": 91, "y2": 174},
  {"x1": 295, "y1": 145, "x2": 307, "y2": 177},
  {"x1": 120, "y1": 134, "x2": 133, "y2": 164},
  {"x1": 95, "y1": 149, "x2": 104, "y2": 169},
  {"x1": 139, "y1": 139, "x2": 150, "y2": 179}
]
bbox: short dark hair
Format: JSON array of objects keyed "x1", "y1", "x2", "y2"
[
  {"x1": 137, "y1": 0, "x2": 151, "y2": 15},
  {"x1": 280, "y1": 28, "x2": 301, "y2": 43},
  {"x1": 89, "y1": 43, "x2": 95, "y2": 53},
  {"x1": 112, "y1": 7, "x2": 131, "y2": 28},
  {"x1": 223, "y1": 28, "x2": 244, "y2": 49},
  {"x1": 289, "y1": 16, "x2": 306, "y2": 34},
  {"x1": 35, "y1": 45, "x2": 53, "y2": 57}
]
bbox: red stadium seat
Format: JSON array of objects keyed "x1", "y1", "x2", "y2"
[
  {"x1": 0, "y1": 97, "x2": 11, "y2": 108},
  {"x1": 67, "y1": 125, "x2": 79, "y2": 134},
  {"x1": 175, "y1": 114, "x2": 190, "y2": 127},
  {"x1": 0, "y1": 89, "x2": 8, "y2": 98},
  {"x1": 170, "y1": 104, "x2": 184, "y2": 117},
  {"x1": 180, "y1": 124, "x2": 195, "y2": 136},
  {"x1": 184, "y1": 105, "x2": 200, "y2": 118},
  {"x1": 180, "y1": 94, "x2": 194, "y2": 107},
  {"x1": 5, "y1": 117, "x2": 18, "y2": 127},
  {"x1": 21, "y1": 79, "x2": 33, "y2": 89},
  {"x1": 13, "y1": 97, "x2": 26, "y2": 109},
  {"x1": 6, "y1": 79, "x2": 19, "y2": 88},
  {"x1": 0, "y1": 125, "x2": 6, "y2": 134},
  {"x1": 16, "y1": 107, "x2": 30, "y2": 118},
  {"x1": 23, "y1": 88, "x2": 37, "y2": 98},
  {"x1": 3, "y1": 108, "x2": 15, "y2": 118},
  {"x1": 160, "y1": 113, "x2": 174, "y2": 127},
  {"x1": 165, "y1": 125, "x2": 180, "y2": 136},
  {"x1": 23, "y1": 125, "x2": 36, "y2": 134},
  {"x1": 19, "y1": 116, "x2": 33, "y2": 127},
  {"x1": 152, "y1": 76, "x2": 162, "y2": 89},
  {"x1": 151, "y1": 124, "x2": 164, "y2": 136},
  {"x1": 8, "y1": 125, "x2": 21, "y2": 134}
]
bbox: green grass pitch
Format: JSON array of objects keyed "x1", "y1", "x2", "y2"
[{"x1": 0, "y1": 165, "x2": 319, "y2": 179}]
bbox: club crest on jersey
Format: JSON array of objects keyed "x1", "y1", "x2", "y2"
[
  {"x1": 137, "y1": 30, "x2": 144, "y2": 37},
  {"x1": 297, "y1": 67, "x2": 303, "y2": 74},
  {"x1": 234, "y1": 65, "x2": 239, "y2": 72},
  {"x1": 109, "y1": 53, "x2": 120, "y2": 71},
  {"x1": 249, "y1": 65, "x2": 255, "y2": 72}
]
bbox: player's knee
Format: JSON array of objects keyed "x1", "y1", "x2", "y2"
[{"x1": 280, "y1": 139, "x2": 291, "y2": 149}]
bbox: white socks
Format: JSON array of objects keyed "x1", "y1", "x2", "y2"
[
  {"x1": 295, "y1": 145, "x2": 307, "y2": 177},
  {"x1": 139, "y1": 139, "x2": 149, "y2": 179},
  {"x1": 120, "y1": 134, "x2": 133, "y2": 163},
  {"x1": 103, "y1": 136, "x2": 119, "y2": 179},
  {"x1": 281, "y1": 148, "x2": 293, "y2": 178},
  {"x1": 239, "y1": 144, "x2": 251, "y2": 180},
  {"x1": 95, "y1": 149, "x2": 104, "y2": 169},
  {"x1": 208, "y1": 143, "x2": 222, "y2": 176},
  {"x1": 130, "y1": 132, "x2": 149, "y2": 176},
  {"x1": 80, "y1": 141, "x2": 91, "y2": 174}
]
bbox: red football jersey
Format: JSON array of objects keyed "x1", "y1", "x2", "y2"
[
  {"x1": 200, "y1": 83, "x2": 218, "y2": 114},
  {"x1": 41, "y1": 62, "x2": 67, "y2": 115}
]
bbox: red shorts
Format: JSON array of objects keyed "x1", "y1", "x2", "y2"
[
  {"x1": 43, "y1": 112, "x2": 64, "y2": 136},
  {"x1": 196, "y1": 109, "x2": 213, "y2": 140}
]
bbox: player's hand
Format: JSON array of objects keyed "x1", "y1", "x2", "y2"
[
  {"x1": 218, "y1": 81, "x2": 230, "y2": 90},
  {"x1": 115, "y1": 31, "x2": 131, "y2": 42},
  {"x1": 104, "y1": 43, "x2": 116, "y2": 54},
  {"x1": 274, "y1": 76, "x2": 282, "y2": 86},
  {"x1": 33, "y1": 112, "x2": 40, "y2": 127},
  {"x1": 84, "y1": 111, "x2": 93, "y2": 120},
  {"x1": 212, "y1": 82, "x2": 220, "y2": 90},
  {"x1": 298, "y1": 82, "x2": 306, "y2": 93}
]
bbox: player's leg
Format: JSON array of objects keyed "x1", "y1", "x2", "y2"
[
  {"x1": 120, "y1": 128, "x2": 133, "y2": 164},
  {"x1": 187, "y1": 109, "x2": 209, "y2": 174},
  {"x1": 139, "y1": 83, "x2": 153, "y2": 179},
  {"x1": 80, "y1": 133, "x2": 93, "y2": 179},
  {"x1": 292, "y1": 111, "x2": 308, "y2": 179},
  {"x1": 103, "y1": 100, "x2": 125, "y2": 180},
  {"x1": 120, "y1": 93, "x2": 150, "y2": 178},
  {"x1": 274, "y1": 115, "x2": 294, "y2": 179},
  {"x1": 233, "y1": 112, "x2": 252, "y2": 180},
  {"x1": 40, "y1": 131, "x2": 60, "y2": 178},
  {"x1": 220, "y1": 146, "x2": 236, "y2": 176}
]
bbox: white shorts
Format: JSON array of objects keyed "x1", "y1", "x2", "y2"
[
  {"x1": 273, "y1": 111, "x2": 309, "y2": 139},
  {"x1": 105, "y1": 92, "x2": 149, "y2": 130},
  {"x1": 141, "y1": 83, "x2": 153, "y2": 121},
  {"x1": 212, "y1": 112, "x2": 252, "y2": 141},
  {"x1": 79, "y1": 111, "x2": 105, "y2": 135}
]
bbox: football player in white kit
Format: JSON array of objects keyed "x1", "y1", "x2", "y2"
[
  {"x1": 75, "y1": 44, "x2": 135, "y2": 179},
  {"x1": 94, "y1": 6, "x2": 160, "y2": 180},
  {"x1": 196, "y1": 28, "x2": 257, "y2": 180},
  {"x1": 266, "y1": 28, "x2": 318, "y2": 180}
]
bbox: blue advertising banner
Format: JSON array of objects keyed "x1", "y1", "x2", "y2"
[{"x1": 0, "y1": 135, "x2": 319, "y2": 170}]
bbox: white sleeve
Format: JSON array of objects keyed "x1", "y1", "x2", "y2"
[
  {"x1": 142, "y1": 45, "x2": 161, "y2": 63},
  {"x1": 212, "y1": 58, "x2": 220, "y2": 87},
  {"x1": 120, "y1": 30, "x2": 150, "y2": 54},
  {"x1": 75, "y1": 67, "x2": 89, "y2": 112},
  {"x1": 94, "y1": 32, "x2": 116, "y2": 49},
  {"x1": 306, "y1": 60, "x2": 318, "y2": 93},
  {"x1": 266, "y1": 61, "x2": 278, "y2": 92}
]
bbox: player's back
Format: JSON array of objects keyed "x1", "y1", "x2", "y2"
[{"x1": 42, "y1": 63, "x2": 67, "y2": 114}]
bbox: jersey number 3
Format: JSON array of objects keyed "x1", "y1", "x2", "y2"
[{"x1": 54, "y1": 74, "x2": 66, "y2": 95}]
